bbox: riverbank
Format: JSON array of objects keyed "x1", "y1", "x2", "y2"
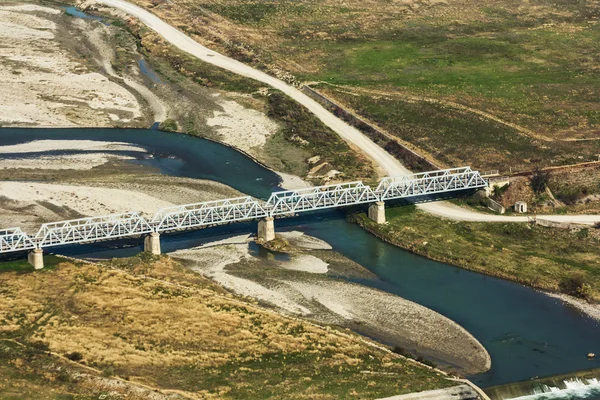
[
  {"x1": 0, "y1": 137, "x2": 243, "y2": 231},
  {"x1": 350, "y1": 206, "x2": 600, "y2": 314},
  {"x1": 0, "y1": 253, "x2": 463, "y2": 399},
  {"x1": 170, "y1": 231, "x2": 491, "y2": 375}
]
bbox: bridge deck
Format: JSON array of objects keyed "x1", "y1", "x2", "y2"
[{"x1": 0, "y1": 167, "x2": 486, "y2": 253}]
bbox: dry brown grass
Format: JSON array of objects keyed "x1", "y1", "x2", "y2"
[{"x1": 0, "y1": 255, "x2": 451, "y2": 398}]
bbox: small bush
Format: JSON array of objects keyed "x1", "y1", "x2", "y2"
[
  {"x1": 559, "y1": 273, "x2": 592, "y2": 300},
  {"x1": 555, "y1": 186, "x2": 582, "y2": 205},
  {"x1": 530, "y1": 168, "x2": 550, "y2": 194},
  {"x1": 159, "y1": 118, "x2": 178, "y2": 132},
  {"x1": 65, "y1": 351, "x2": 83, "y2": 362},
  {"x1": 391, "y1": 346, "x2": 411, "y2": 357}
]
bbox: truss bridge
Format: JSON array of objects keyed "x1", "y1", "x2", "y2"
[{"x1": 0, "y1": 167, "x2": 487, "y2": 268}]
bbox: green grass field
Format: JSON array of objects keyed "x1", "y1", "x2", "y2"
[
  {"x1": 148, "y1": 0, "x2": 600, "y2": 171},
  {"x1": 352, "y1": 205, "x2": 600, "y2": 301}
]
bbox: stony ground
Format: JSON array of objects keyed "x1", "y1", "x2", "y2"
[
  {"x1": 0, "y1": 3, "x2": 146, "y2": 127},
  {"x1": 171, "y1": 232, "x2": 491, "y2": 375}
]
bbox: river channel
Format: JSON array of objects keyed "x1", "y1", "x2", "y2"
[{"x1": 1, "y1": 127, "x2": 599, "y2": 392}]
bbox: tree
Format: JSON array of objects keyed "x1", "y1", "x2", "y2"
[
  {"x1": 559, "y1": 272, "x2": 592, "y2": 300},
  {"x1": 530, "y1": 168, "x2": 550, "y2": 194}
]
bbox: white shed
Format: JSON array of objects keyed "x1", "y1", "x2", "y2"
[{"x1": 514, "y1": 201, "x2": 528, "y2": 213}]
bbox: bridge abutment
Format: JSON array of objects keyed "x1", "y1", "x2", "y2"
[
  {"x1": 28, "y1": 248, "x2": 44, "y2": 270},
  {"x1": 257, "y1": 217, "x2": 275, "y2": 242},
  {"x1": 368, "y1": 201, "x2": 386, "y2": 224},
  {"x1": 144, "y1": 232, "x2": 161, "y2": 255}
]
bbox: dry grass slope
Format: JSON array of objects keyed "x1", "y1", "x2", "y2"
[{"x1": 0, "y1": 254, "x2": 452, "y2": 399}]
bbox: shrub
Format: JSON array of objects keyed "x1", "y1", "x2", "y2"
[
  {"x1": 65, "y1": 351, "x2": 83, "y2": 362},
  {"x1": 530, "y1": 168, "x2": 550, "y2": 194},
  {"x1": 555, "y1": 187, "x2": 582, "y2": 205},
  {"x1": 159, "y1": 118, "x2": 178, "y2": 132},
  {"x1": 559, "y1": 273, "x2": 592, "y2": 300}
]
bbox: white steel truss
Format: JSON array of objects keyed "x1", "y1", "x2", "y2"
[
  {"x1": 153, "y1": 196, "x2": 268, "y2": 232},
  {"x1": 0, "y1": 228, "x2": 36, "y2": 253},
  {"x1": 35, "y1": 212, "x2": 154, "y2": 248},
  {"x1": 265, "y1": 181, "x2": 379, "y2": 216},
  {"x1": 0, "y1": 167, "x2": 487, "y2": 253},
  {"x1": 376, "y1": 167, "x2": 486, "y2": 200}
]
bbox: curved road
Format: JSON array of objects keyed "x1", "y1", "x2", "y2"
[{"x1": 97, "y1": 0, "x2": 600, "y2": 225}]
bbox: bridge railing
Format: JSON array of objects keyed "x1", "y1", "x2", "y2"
[
  {"x1": 266, "y1": 181, "x2": 379, "y2": 216},
  {"x1": 0, "y1": 166, "x2": 488, "y2": 253},
  {"x1": 377, "y1": 167, "x2": 487, "y2": 200},
  {"x1": 153, "y1": 196, "x2": 268, "y2": 232},
  {"x1": 35, "y1": 212, "x2": 154, "y2": 248},
  {"x1": 0, "y1": 228, "x2": 37, "y2": 253}
]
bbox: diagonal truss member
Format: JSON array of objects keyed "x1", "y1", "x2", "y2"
[
  {"x1": 35, "y1": 212, "x2": 154, "y2": 248},
  {"x1": 376, "y1": 167, "x2": 487, "y2": 200},
  {"x1": 153, "y1": 196, "x2": 268, "y2": 232},
  {"x1": 0, "y1": 228, "x2": 37, "y2": 253},
  {"x1": 265, "y1": 181, "x2": 379, "y2": 216}
]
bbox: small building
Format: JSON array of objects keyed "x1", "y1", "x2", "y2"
[{"x1": 514, "y1": 201, "x2": 528, "y2": 214}]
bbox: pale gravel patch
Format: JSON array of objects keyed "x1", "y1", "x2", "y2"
[
  {"x1": 277, "y1": 172, "x2": 312, "y2": 190},
  {"x1": 0, "y1": 7, "x2": 143, "y2": 127},
  {"x1": 171, "y1": 240, "x2": 310, "y2": 315},
  {"x1": 80, "y1": 21, "x2": 167, "y2": 122},
  {"x1": 278, "y1": 231, "x2": 332, "y2": 250},
  {"x1": 0, "y1": 153, "x2": 136, "y2": 170},
  {"x1": 0, "y1": 140, "x2": 147, "y2": 154},
  {"x1": 0, "y1": 181, "x2": 174, "y2": 217},
  {"x1": 282, "y1": 254, "x2": 328, "y2": 274},
  {"x1": 544, "y1": 292, "x2": 600, "y2": 322},
  {"x1": 284, "y1": 279, "x2": 491, "y2": 374},
  {"x1": 0, "y1": 4, "x2": 61, "y2": 14},
  {"x1": 206, "y1": 99, "x2": 279, "y2": 153}
]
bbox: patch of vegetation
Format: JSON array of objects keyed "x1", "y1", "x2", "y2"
[
  {"x1": 158, "y1": 118, "x2": 178, "y2": 132},
  {"x1": 266, "y1": 90, "x2": 375, "y2": 180},
  {"x1": 317, "y1": 88, "x2": 538, "y2": 171},
  {"x1": 351, "y1": 205, "x2": 600, "y2": 301},
  {"x1": 530, "y1": 168, "x2": 551, "y2": 195},
  {"x1": 154, "y1": 0, "x2": 600, "y2": 172},
  {"x1": 202, "y1": 2, "x2": 280, "y2": 24},
  {"x1": 559, "y1": 272, "x2": 593, "y2": 300},
  {"x1": 136, "y1": 28, "x2": 263, "y2": 93},
  {"x1": 0, "y1": 255, "x2": 452, "y2": 398},
  {"x1": 547, "y1": 167, "x2": 600, "y2": 208},
  {"x1": 0, "y1": 255, "x2": 62, "y2": 274}
]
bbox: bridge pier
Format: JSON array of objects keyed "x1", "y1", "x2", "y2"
[
  {"x1": 368, "y1": 201, "x2": 386, "y2": 224},
  {"x1": 257, "y1": 217, "x2": 275, "y2": 242},
  {"x1": 144, "y1": 232, "x2": 161, "y2": 255},
  {"x1": 28, "y1": 248, "x2": 44, "y2": 270}
]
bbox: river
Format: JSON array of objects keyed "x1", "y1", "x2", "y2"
[{"x1": 1, "y1": 127, "x2": 599, "y2": 395}]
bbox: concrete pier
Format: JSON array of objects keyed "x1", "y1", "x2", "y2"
[
  {"x1": 28, "y1": 248, "x2": 44, "y2": 270},
  {"x1": 257, "y1": 217, "x2": 275, "y2": 242},
  {"x1": 368, "y1": 201, "x2": 386, "y2": 224},
  {"x1": 144, "y1": 232, "x2": 161, "y2": 255}
]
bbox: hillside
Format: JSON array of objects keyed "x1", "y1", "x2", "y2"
[
  {"x1": 0, "y1": 254, "x2": 454, "y2": 399},
  {"x1": 113, "y1": 0, "x2": 600, "y2": 173}
]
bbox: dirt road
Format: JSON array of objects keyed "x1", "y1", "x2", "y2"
[{"x1": 95, "y1": 0, "x2": 600, "y2": 225}]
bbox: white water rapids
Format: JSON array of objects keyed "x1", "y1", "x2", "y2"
[{"x1": 505, "y1": 378, "x2": 600, "y2": 400}]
